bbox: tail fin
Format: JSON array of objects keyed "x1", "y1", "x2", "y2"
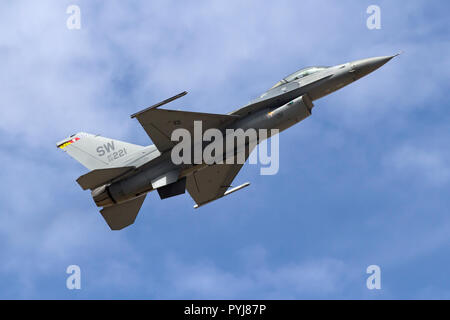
[{"x1": 56, "y1": 132, "x2": 145, "y2": 170}]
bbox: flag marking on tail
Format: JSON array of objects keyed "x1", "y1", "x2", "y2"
[{"x1": 57, "y1": 137, "x2": 80, "y2": 149}]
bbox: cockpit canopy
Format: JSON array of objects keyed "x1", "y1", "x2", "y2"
[{"x1": 270, "y1": 66, "x2": 328, "y2": 89}]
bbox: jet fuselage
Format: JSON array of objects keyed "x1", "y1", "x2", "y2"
[{"x1": 92, "y1": 55, "x2": 396, "y2": 208}]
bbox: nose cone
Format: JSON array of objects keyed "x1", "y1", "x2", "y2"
[{"x1": 351, "y1": 55, "x2": 396, "y2": 79}]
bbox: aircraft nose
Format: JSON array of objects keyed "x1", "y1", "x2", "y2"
[{"x1": 350, "y1": 55, "x2": 396, "y2": 78}]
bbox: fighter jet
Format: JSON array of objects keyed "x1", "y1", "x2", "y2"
[{"x1": 57, "y1": 55, "x2": 397, "y2": 230}]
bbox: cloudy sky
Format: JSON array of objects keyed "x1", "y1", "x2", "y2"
[{"x1": 0, "y1": 0, "x2": 449, "y2": 299}]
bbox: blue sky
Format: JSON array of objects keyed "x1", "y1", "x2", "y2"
[{"x1": 0, "y1": 0, "x2": 449, "y2": 299}]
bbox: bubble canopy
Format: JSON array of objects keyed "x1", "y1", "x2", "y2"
[{"x1": 270, "y1": 66, "x2": 329, "y2": 89}]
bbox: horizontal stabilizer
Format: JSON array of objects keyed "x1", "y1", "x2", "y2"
[
  {"x1": 100, "y1": 194, "x2": 147, "y2": 230},
  {"x1": 77, "y1": 166, "x2": 135, "y2": 190}
]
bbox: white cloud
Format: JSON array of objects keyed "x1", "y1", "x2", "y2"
[
  {"x1": 384, "y1": 144, "x2": 450, "y2": 185},
  {"x1": 0, "y1": 148, "x2": 140, "y2": 297},
  {"x1": 163, "y1": 247, "x2": 352, "y2": 299}
]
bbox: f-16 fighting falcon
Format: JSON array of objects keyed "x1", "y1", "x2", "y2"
[{"x1": 57, "y1": 55, "x2": 398, "y2": 230}]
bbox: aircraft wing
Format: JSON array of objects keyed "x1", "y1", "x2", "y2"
[
  {"x1": 186, "y1": 163, "x2": 245, "y2": 207},
  {"x1": 131, "y1": 108, "x2": 238, "y2": 153},
  {"x1": 186, "y1": 144, "x2": 255, "y2": 207}
]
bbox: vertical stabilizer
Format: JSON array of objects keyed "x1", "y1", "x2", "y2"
[{"x1": 57, "y1": 132, "x2": 145, "y2": 170}]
